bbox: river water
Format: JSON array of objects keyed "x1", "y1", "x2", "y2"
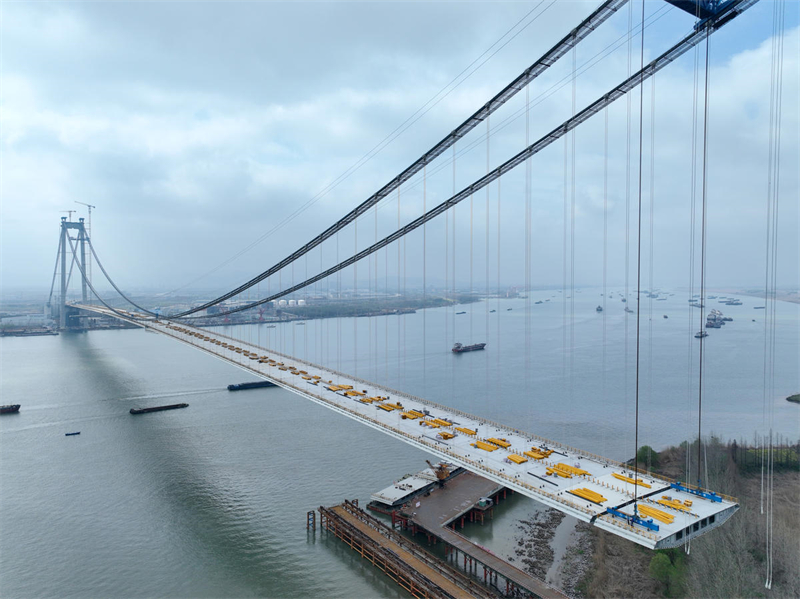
[{"x1": 2, "y1": 289, "x2": 797, "y2": 597}]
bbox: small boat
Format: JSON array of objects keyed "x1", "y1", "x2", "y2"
[
  {"x1": 295, "y1": 322, "x2": 305, "y2": 325},
  {"x1": 621, "y1": 298, "x2": 627, "y2": 303},
  {"x1": 535, "y1": 301, "x2": 543, "y2": 304},
  {"x1": 130, "y1": 403, "x2": 189, "y2": 415},
  {"x1": 452, "y1": 342, "x2": 486, "y2": 353},
  {"x1": 663, "y1": 315, "x2": 668, "y2": 319},
  {"x1": 65, "y1": 432, "x2": 81, "y2": 436},
  {"x1": 754, "y1": 306, "x2": 765, "y2": 309},
  {"x1": 489, "y1": 309, "x2": 496, "y2": 313},
  {"x1": 596, "y1": 305, "x2": 603, "y2": 312},
  {"x1": 695, "y1": 331, "x2": 708, "y2": 339},
  {"x1": 456, "y1": 311, "x2": 466, "y2": 315},
  {"x1": 507, "y1": 308, "x2": 513, "y2": 311},
  {"x1": 0, "y1": 404, "x2": 21, "y2": 414},
  {"x1": 267, "y1": 325, "x2": 277, "y2": 328}
]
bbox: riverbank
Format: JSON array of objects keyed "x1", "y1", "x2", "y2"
[{"x1": 512, "y1": 439, "x2": 799, "y2": 598}]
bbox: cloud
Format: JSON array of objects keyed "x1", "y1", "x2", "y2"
[{"x1": 1, "y1": 1, "x2": 797, "y2": 297}]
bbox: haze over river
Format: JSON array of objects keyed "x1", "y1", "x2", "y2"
[{"x1": 2, "y1": 289, "x2": 798, "y2": 597}]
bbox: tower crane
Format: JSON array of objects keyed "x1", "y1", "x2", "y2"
[{"x1": 75, "y1": 202, "x2": 96, "y2": 300}]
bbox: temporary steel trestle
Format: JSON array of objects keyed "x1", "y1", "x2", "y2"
[{"x1": 319, "y1": 500, "x2": 500, "y2": 598}]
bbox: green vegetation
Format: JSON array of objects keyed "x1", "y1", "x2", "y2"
[
  {"x1": 636, "y1": 445, "x2": 660, "y2": 469},
  {"x1": 284, "y1": 295, "x2": 476, "y2": 320},
  {"x1": 786, "y1": 393, "x2": 800, "y2": 404},
  {"x1": 580, "y1": 438, "x2": 800, "y2": 598},
  {"x1": 648, "y1": 550, "x2": 686, "y2": 597}
]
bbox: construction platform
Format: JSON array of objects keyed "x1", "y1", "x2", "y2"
[
  {"x1": 77, "y1": 305, "x2": 740, "y2": 550},
  {"x1": 317, "y1": 500, "x2": 497, "y2": 599},
  {"x1": 395, "y1": 470, "x2": 565, "y2": 599},
  {"x1": 369, "y1": 465, "x2": 465, "y2": 512}
]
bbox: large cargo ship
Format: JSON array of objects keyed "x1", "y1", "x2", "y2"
[
  {"x1": 0, "y1": 404, "x2": 21, "y2": 414},
  {"x1": 130, "y1": 403, "x2": 189, "y2": 415},
  {"x1": 452, "y1": 342, "x2": 486, "y2": 353}
]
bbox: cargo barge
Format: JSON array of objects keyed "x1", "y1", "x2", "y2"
[
  {"x1": 130, "y1": 403, "x2": 189, "y2": 415},
  {"x1": 227, "y1": 381, "x2": 277, "y2": 391},
  {"x1": 452, "y1": 342, "x2": 486, "y2": 353},
  {"x1": 0, "y1": 404, "x2": 21, "y2": 414}
]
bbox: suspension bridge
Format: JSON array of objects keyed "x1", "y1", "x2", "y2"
[{"x1": 45, "y1": 0, "x2": 789, "y2": 558}]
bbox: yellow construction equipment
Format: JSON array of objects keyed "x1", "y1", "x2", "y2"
[
  {"x1": 382, "y1": 402, "x2": 403, "y2": 411},
  {"x1": 432, "y1": 418, "x2": 453, "y2": 427},
  {"x1": 344, "y1": 390, "x2": 365, "y2": 396},
  {"x1": 377, "y1": 404, "x2": 395, "y2": 412},
  {"x1": 407, "y1": 409, "x2": 426, "y2": 419},
  {"x1": 612, "y1": 473, "x2": 652, "y2": 488},
  {"x1": 657, "y1": 498, "x2": 692, "y2": 512},
  {"x1": 455, "y1": 427, "x2": 477, "y2": 436},
  {"x1": 507, "y1": 454, "x2": 528, "y2": 465},
  {"x1": 426, "y1": 460, "x2": 451, "y2": 487},
  {"x1": 420, "y1": 420, "x2": 440, "y2": 429},
  {"x1": 474, "y1": 440, "x2": 499, "y2": 452},
  {"x1": 636, "y1": 505, "x2": 674, "y2": 524},
  {"x1": 438, "y1": 431, "x2": 455, "y2": 440},
  {"x1": 554, "y1": 463, "x2": 590, "y2": 477},
  {"x1": 568, "y1": 488, "x2": 607, "y2": 504},
  {"x1": 400, "y1": 411, "x2": 420, "y2": 420},
  {"x1": 534, "y1": 446, "x2": 554, "y2": 457},
  {"x1": 486, "y1": 437, "x2": 511, "y2": 448},
  {"x1": 524, "y1": 450, "x2": 546, "y2": 460},
  {"x1": 546, "y1": 466, "x2": 572, "y2": 478}
]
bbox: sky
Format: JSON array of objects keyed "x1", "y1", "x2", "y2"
[{"x1": 1, "y1": 0, "x2": 798, "y2": 301}]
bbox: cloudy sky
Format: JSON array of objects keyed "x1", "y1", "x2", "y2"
[{"x1": 1, "y1": 0, "x2": 797, "y2": 300}]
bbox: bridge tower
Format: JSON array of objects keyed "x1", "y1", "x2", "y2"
[{"x1": 50, "y1": 216, "x2": 89, "y2": 329}]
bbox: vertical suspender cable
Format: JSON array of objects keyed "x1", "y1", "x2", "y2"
[
  {"x1": 633, "y1": 0, "x2": 646, "y2": 512},
  {"x1": 423, "y1": 164, "x2": 427, "y2": 392},
  {"x1": 398, "y1": 187, "x2": 402, "y2": 385},
  {"x1": 354, "y1": 213, "x2": 358, "y2": 376},
  {"x1": 602, "y1": 105, "x2": 608, "y2": 458},
  {"x1": 452, "y1": 145, "x2": 457, "y2": 400},
  {"x1": 686, "y1": 39, "x2": 701, "y2": 500},
  {"x1": 624, "y1": 0, "x2": 633, "y2": 462},
  {"x1": 570, "y1": 42, "x2": 577, "y2": 421},
  {"x1": 470, "y1": 189, "x2": 474, "y2": 345},
  {"x1": 697, "y1": 29, "x2": 711, "y2": 491},
  {"x1": 497, "y1": 173, "x2": 501, "y2": 404},
  {"x1": 375, "y1": 201, "x2": 378, "y2": 381},
  {"x1": 647, "y1": 73, "x2": 656, "y2": 472},
  {"x1": 525, "y1": 83, "x2": 532, "y2": 392},
  {"x1": 486, "y1": 117, "x2": 491, "y2": 413}
]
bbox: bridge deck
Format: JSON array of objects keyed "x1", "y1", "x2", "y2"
[{"x1": 76, "y1": 305, "x2": 739, "y2": 550}]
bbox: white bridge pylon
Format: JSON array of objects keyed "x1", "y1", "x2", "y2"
[{"x1": 76, "y1": 304, "x2": 738, "y2": 550}]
